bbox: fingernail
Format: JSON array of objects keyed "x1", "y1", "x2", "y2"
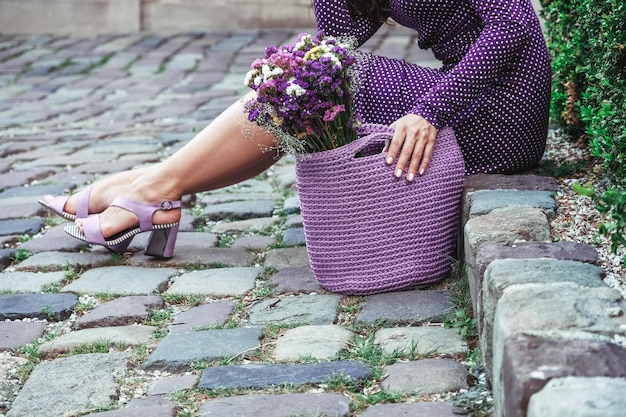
[
  {"x1": 395, "y1": 169, "x2": 402, "y2": 178},
  {"x1": 419, "y1": 168, "x2": 425, "y2": 176},
  {"x1": 407, "y1": 172, "x2": 415, "y2": 182},
  {"x1": 386, "y1": 156, "x2": 393, "y2": 165}
]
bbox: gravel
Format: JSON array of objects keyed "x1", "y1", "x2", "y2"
[{"x1": 543, "y1": 128, "x2": 626, "y2": 299}]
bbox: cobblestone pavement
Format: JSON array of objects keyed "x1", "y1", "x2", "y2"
[{"x1": 0, "y1": 28, "x2": 475, "y2": 417}]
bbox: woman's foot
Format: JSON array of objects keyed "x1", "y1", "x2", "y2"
[
  {"x1": 74, "y1": 172, "x2": 182, "y2": 240},
  {"x1": 41, "y1": 168, "x2": 148, "y2": 219}
]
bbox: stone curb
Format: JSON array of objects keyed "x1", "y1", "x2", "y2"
[{"x1": 463, "y1": 173, "x2": 626, "y2": 417}]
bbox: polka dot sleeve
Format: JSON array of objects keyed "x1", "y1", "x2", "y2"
[
  {"x1": 312, "y1": 0, "x2": 383, "y2": 46},
  {"x1": 411, "y1": 0, "x2": 533, "y2": 130}
]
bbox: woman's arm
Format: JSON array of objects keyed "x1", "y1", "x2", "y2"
[
  {"x1": 312, "y1": 0, "x2": 383, "y2": 46},
  {"x1": 411, "y1": 0, "x2": 533, "y2": 129},
  {"x1": 386, "y1": 0, "x2": 534, "y2": 180}
]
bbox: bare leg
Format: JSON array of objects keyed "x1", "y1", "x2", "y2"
[{"x1": 75, "y1": 94, "x2": 280, "y2": 237}]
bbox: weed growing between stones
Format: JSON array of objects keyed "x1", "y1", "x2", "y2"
[
  {"x1": 71, "y1": 341, "x2": 124, "y2": 355},
  {"x1": 128, "y1": 343, "x2": 151, "y2": 367},
  {"x1": 145, "y1": 306, "x2": 175, "y2": 328},
  {"x1": 168, "y1": 389, "x2": 204, "y2": 417},
  {"x1": 41, "y1": 282, "x2": 61, "y2": 293},
  {"x1": 250, "y1": 267, "x2": 276, "y2": 300},
  {"x1": 17, "y1": 235, "x2": 31, "y2": 244},
  {"x1": 353, "y1": 389, "x2": 403, "y2": 410},
  {"x1": 73, "y1": 294, "x2": 97, "y2": 314},
  {"x1": 216, "y1": 233, "x2": 236, "y2": 248},
  {"x1": 403, "y1": 339, "x2": 441, "y2": 361},
  {"x1": 250, "y1": 283, "x2": 274, "y2": 300},
  {"x1": 444, "y1": 309, "x2": 477, "y2": 339},
  {"x1": 323, "y1": 373, "x2": 357, "y2": 392},
  {"x1": 181, "y1": 262, "x2": 231, "y2": 272},
  {"x1": 440, "y1": 261, "x2": 493, "y2": 416},
  {"x1": 63, "y1": 261, "x2": 80, "y2": 281},
  {"x1": 145, "y1": 307, "x2": 175, "y2": 339},
  {"x1": 160, "y1": 293, "x2": 207, "y2": 306},
  {"x1": 11, "y1": 249, "x2": 30, "y2": 263},
  {"x1": 337, "y1": 296, "x2": 365, "y2": 326},
  {"x1": 17, "y1": 343, "x2": 41, "y2": 366},
  {"x1": 339, "y1": 333, "x2": 398, "y2": 380}
]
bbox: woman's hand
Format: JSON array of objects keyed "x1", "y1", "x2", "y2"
[{"x1": 385, "y1": 114, "x2": 437, "y2": 181}]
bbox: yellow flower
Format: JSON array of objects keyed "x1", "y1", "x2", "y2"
[
  {"x1": 272, "y1": 114, "x2": 284, "y2": 126},
  {"x1": 304, "y1": 45, "x2": 326, "y2": 61}
]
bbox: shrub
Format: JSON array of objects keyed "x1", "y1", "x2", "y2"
[
  {"x1": 541, "y1": 0, "x2": 626, "y2": 262},
  {"x1": 540, "y1": 0, "x2": 625, "y2": 181}
]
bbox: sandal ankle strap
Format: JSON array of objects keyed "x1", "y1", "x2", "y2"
[{"x1": 110, "y1": 197, "x2": 181, "y2": 231}]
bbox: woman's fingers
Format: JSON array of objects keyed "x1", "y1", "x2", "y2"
[{"x1": 386, "y1": 115, "x2": 437, "y2": 180}]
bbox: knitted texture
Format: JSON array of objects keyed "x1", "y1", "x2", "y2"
[{"x1": 295, "y1": 125, "x2": 465, "y2": 295}]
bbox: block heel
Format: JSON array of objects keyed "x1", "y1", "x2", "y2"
[{"x1": 145, "y1": 224, "x2": 179, "y2": 259}]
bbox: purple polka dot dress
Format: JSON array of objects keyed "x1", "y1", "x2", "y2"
[{"x1": 313, "y1": 0, "x2": 552, "y2": 174}]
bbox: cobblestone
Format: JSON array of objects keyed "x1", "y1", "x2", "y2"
[{"x1": 0, "y1": 27, "x2": 479, "y2": 416}]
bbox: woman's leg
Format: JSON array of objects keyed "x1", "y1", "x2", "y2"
[{"x1": 74, "y1": 94, "x2": 280, "y2": 238}]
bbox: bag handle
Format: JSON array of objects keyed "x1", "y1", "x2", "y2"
[
  {"x1": 357, "y1": 123, "x2": 395, "y2": 137},
  {"x1": 295, "y1": 123, "x2": 395, "y2": 163},
  {"x1": 349, "y1": 123, "x2": 395, "y2": 158}
]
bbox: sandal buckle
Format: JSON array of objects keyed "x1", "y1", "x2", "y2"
[{"x1": 160, "y1": 201, "x2": 174, "y2": 211}]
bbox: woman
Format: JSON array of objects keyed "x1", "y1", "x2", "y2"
[{"x1": 41, "y1": 0, "x2": 551, "y2": 259}]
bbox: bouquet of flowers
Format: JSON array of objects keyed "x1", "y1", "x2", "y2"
[{"x1": 243, "y1": 32, "x2": 361, "y2": 153}]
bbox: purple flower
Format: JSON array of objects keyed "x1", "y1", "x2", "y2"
[{"x1": 243, "y1": 32, "x2": 361, "y2": 153}]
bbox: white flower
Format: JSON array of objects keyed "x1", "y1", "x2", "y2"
[
  {"x1": 322, "y1": 52, "x2": 342, "y2": 67},
  {"x1": 294, "y1": 34, "x2": 312, "y2": 51},
  {"x1": 243, "y1": 69, "x2": 256, "y2": 86},
  {"x1": 262, "y1": 64, "x2": 283, "y2": 79},
  {"x1": 286, "y1": 82, "x2": 306, "y2": 97}
]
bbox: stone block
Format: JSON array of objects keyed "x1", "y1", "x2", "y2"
[
  {"x1": 169, "y1": 301, "x2": 235, "y2": 333},
  {"x1": 142, "y1": 328, "x2": 263, "y2": 372},
  {"x1": 7, "y1": 352, "x2": 127, "y2": 417},
  {"x1": 74, "y1": 295, "x2": 165, "y2": 329},
  {"x1": 38, "y1": 325, "x2": 157, "y2": 354},
  {"x1": 464, "y1": 174, "x2": 559, "y2": 193},
  {"x1": 0, "y1": 293, "x2": 78, "y2": 321},
  {"x1": 481, "y1": 258, "x2": 605, "y2": 380},
  {"x1": 527, "y1": 377, "x2": 626, "y2": 417},
  {"x1": 468, "y1": 190, "x2": 556, "y2": 219},
  {"x1": 272, "y1": 325, "x2": 353, "y2": 361},
  {"x1": 464, "y1": 207, "x2": 550, "y2": 271},
  {"x1": 166, "y1": 267, "x2": 261, "y2": 297},
  {"x1": 356, "y1": 291, "x2": 452, "y2": 325},
  {"x1": 198, "y1": 361, "x2": 371, "y2": 390},
  {"x1": 468, "y1": 241, "x2": 598, "y2": 335},
  {"x1": 375, "y1": 326, "x2": 467, "y2": 356},
  {"x1": 359, "y1": 402, "x2": 458, "y2": 417},
  {"x1": 248, "y1": 294, "x2": 341, "y2": 325},
  {"x1": 492, "y1": 283, "x2": 626, "y2": 417},
  {"x1": 462, "y1": 173, "x2": 558, "y2": 226},
  {"x1": 0, "y1": 321, "x2": 48, "y2": 351},
  {"x1": 381, "y1": 359, "x2": 468, "y2": 395},
  {"x1": 198, "y1": 392, "x2": 351, "y2": 417},
  {"x1": 502, "y1": 332, "x2": 626, "y2": 417},
  {"x1": 268, "y1": 266, "x2": 323, "y2": 294}
]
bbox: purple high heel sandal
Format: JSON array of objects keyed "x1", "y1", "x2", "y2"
[
  {"x1": 64, "y1": 197, "x2": 181, "y2": 259},
  {"x1": 38, "y1": 185, "x2": 93, "y2": 221}
]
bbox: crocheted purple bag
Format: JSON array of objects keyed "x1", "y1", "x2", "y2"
[{"x1": 295, "y1": 124, "x2": 465, "y2": 295}]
